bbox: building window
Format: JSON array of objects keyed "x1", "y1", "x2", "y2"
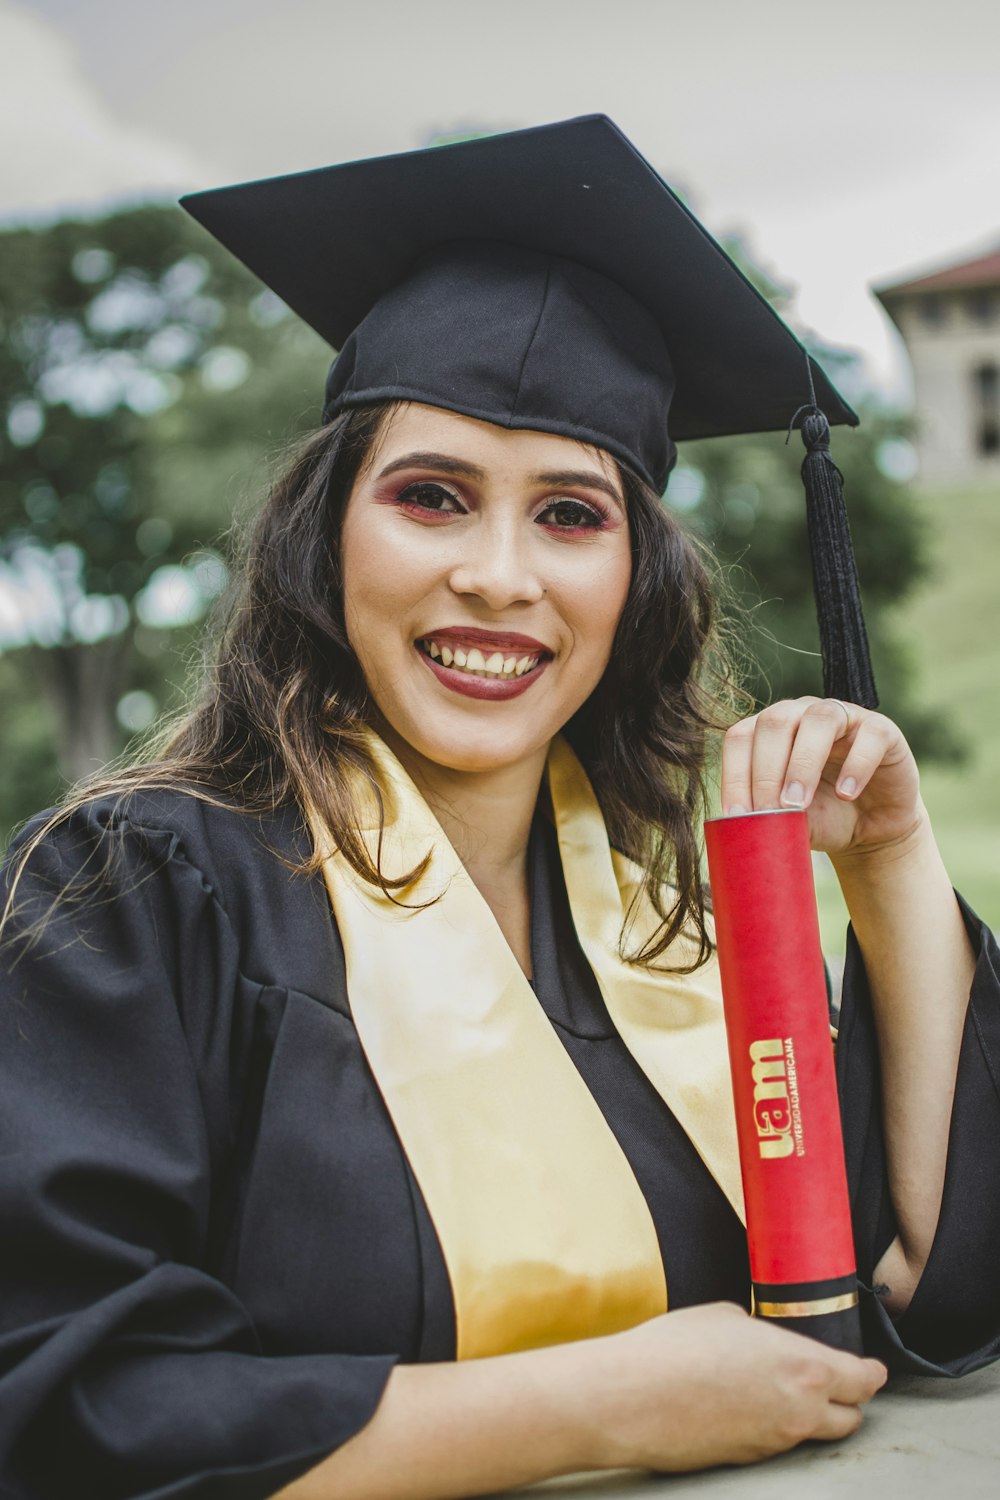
[
  {"x1": 919, "y1": 295, "x2": 948, "y2": 328},
  {"x1": 968, "y1": 291, "x2": 997, "y2": 326},
  {"x1": 974, "y1": 363, "x2": 1000, "y2": 455}
]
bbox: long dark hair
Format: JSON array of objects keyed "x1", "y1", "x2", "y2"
[{"x1": 4, "y1": 403, "x2": 745, "y2": 970}]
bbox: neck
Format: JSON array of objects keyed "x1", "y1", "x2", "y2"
[
  {"x1": 378, "y1": 729, "x2": 548, "y2": 976},
  {"x1": 382, "y1": 730, "x2": 546, "y2": 883}
]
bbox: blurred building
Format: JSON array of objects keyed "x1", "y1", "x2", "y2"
[{"x1": 876, "y1": 246, "x2": 1000, "y2": 489}]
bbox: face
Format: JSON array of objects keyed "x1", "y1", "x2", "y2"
[{"x1": 340, "y1": 403, "x2": 633, "y2": 778}]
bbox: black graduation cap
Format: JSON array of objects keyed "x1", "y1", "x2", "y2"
[{"x1": 180, "y1": 116, "x2": 876, "y2": 707}]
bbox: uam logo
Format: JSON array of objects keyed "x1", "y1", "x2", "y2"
[{"x1": 749, "y1": 1038, "x2": 793, "y2": 1158}]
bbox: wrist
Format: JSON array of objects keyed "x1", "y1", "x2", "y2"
[
  {"x1": 830, "y1": 799, "x2": 935, "y2": 884},
  {"x1": 534, "y1": 1331, "x2": 634, "y2": 1473},
  {"x1": 566, "y1": 1319, "x2": 688, "y2": 1473}
]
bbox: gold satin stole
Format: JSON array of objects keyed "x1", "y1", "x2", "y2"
[{"x1": 314, "y1": 734, "x2": 743, "y2": 1359}]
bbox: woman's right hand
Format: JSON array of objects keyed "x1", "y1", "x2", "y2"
[
  {"x1": 276, "y1": 1303, "x2": 887, "y2": 1499},
  {"x1": 583, "y1": 1301, "x2": 887, "y2": 1472}
]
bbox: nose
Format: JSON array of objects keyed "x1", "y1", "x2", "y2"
[{"x1": 447, "y1": 517, "x2": 545, "y2": 609}]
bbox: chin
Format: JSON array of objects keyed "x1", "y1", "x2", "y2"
[{"x1": 386, "y1": 716, "x2": 555, "y2": 778}]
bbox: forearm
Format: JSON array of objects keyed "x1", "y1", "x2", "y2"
[
  {"x1": 272, "y1": 1303, "x2": 886, "y2": 1498},
  {"x1": 272, "y1": 1341, "x2": 601, "y2": 1500},
  {"x1": 832, "y1": 807, "x2": 975, "y2": 1308}
]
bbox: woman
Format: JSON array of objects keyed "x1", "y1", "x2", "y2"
[{"x1": 2, "y1": 118, "x2": 999, "y2": 1500}]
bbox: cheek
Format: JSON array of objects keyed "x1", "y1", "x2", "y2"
[
  {"x1": 340, "y1": 508, "x2": 443, "y2": 700},
  {"x1": 341, "y1": 541, "x2": 379, "y2": 635},
  {"x1": 571, "y1": 546, "x2": 632, "y2": 663},
  {"x1": 341, "y1": 508, "x2": 411, "y2": 636},
  {"x1": 340, "y1": 511, "x2": 397, "y2": 677}
]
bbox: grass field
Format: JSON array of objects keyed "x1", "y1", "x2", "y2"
[{"x1": 815, "y1": 480, "x2": 1000, "y2": 954}]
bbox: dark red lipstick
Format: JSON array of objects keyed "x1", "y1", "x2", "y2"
[
  {"x1": 419, "y1": 626, "x2": 551, "y2": 654},
  {"x1": 417, "y1": 650, "x2": 549, "y2": 701},
  {"x1": 413, "y1": 626, "x2": 552, "y2": 702}
]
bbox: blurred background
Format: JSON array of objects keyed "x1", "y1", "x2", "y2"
[{"x1": 1, "y1": 0, "x2": 998, "y2": 949}]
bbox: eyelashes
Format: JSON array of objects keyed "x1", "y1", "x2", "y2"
[
  {"x1": 541, "y1": 498, "x2": 610, "y2": 531},
  {"x1": 393, "y1": 481, "x2": 611, "y2": 532},
  {"x1": 396, "y1": 481, "x2": 463, "y2": 516}
]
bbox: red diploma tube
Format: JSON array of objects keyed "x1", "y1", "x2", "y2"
[{"x1": 704, "y1": 808, "x2": 863, "y2": 1353}]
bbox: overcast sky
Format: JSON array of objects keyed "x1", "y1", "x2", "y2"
[{"x1": 2, "y1": 0, "x2": 999, "y2": 397}]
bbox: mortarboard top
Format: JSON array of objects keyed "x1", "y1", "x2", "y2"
[{"x1": 180, "y1": 115, "x2": 856, "y2": 494}]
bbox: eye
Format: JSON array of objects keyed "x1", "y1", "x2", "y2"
[
  {"x1": 537, "y1": 498, "x2": 608, "y2": 530},
  {"x1": 396, "y1": 481, "x2": 464, "y2": 515}
]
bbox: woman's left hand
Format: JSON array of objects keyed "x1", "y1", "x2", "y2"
[
  {"x1": 720, "y1": 697, "x2": 925, "y2": 859},
  {"x1": 723, "y1": 700, "x2": 974, "y2": 1319}
]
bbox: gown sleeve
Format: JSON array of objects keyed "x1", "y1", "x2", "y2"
[
  {"x1": 0, "y1": 802, "x2": 395, "y2": 1500},
  {"x1": 837, "y1": 893, "x2": 1000, "y2": 1375}
]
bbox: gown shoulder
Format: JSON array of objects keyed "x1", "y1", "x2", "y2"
[{"x1": 0, "y1": 788, "x2": 396, "y2": 1500}]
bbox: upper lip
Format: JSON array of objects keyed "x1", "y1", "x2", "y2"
[{"x1": 417, "y1": 626, "x2": 552, "y2": 655}]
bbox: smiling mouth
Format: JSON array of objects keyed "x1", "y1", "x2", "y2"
[{"x1": 416, "y1": 638, "x2": 548, "y2": 680}]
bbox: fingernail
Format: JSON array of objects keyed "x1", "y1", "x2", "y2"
[
  {"x1": 726, "y1": 804, "x2": 747, "y2": 817},
  {"x1": 838, "y1": 776, "x2": 858, "y2": 798},
  {"x1": 781, "y1": 782, "x2": 805, "y2": 807}
]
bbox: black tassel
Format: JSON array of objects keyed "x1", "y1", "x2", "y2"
[{"x1": 798, "y1": 408, "x2": 878, "y2": 709}]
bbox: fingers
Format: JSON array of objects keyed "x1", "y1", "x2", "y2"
[
  {"x1": 814, "y1": 1401, "x2": 865, "y2": 1442},
  {"x1": 826, "y1": 713, "x2": 901, "y2": 803},
  {"x1": 825, "y1": 1355, "x2": 888, "y2": 1407},
  {"x1": 775, "y1": 699, "x2": 853, "y2": 807},
  {"x1": 721, "y1": 698, "x2": 894, "y2": 813},
  {"x1": 783, "y1": 1353, "x2": 885, "y2": 1449},
  {"x1": 719, "y1": 712, "x2": 757, "y2": 815},
  {"x1": 815, "y1": 1358, "x2": 886, "y2": 1443},
  {"x1": 721, "y1": 698, "x2": 831, "y2": 814}
]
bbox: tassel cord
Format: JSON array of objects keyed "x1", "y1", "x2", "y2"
[{"x1": 797, "y1": 404, "x2": 878, "y2": 710}]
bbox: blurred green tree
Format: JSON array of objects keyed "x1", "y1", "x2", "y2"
[
  {"x1": 0, "y1": 204, "x2": 330, "y2": 835},
  {"x1": 669, "y1": 236, "x2": 958, "y2": 763}
]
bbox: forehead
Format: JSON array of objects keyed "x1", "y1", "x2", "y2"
[{"x1": 364, "y1": 402, "x2": 622, "y2": 487}]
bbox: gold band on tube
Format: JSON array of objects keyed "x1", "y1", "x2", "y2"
[{"x1": 756, "y1": 1291, "x2": 859, "y2": 1318}]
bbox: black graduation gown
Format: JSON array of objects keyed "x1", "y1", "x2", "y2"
[{"x1": 1, "y1": 790, "x2": 999, "y2": 1500}]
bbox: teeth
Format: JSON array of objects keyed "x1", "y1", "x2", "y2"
[{"x1": 421, "y1": 640, "x2": 541, "y2": 679}]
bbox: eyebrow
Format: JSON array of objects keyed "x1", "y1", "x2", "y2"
[
  {"x1": 375, "y1": 452, "x2": 625, "y2": 508},
  {"x1": 377, "y1": 452, "x2": 486, "y2": 482},
  {"x1": 532, "y1": 469, "x2": 625, "y2": 509}
]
